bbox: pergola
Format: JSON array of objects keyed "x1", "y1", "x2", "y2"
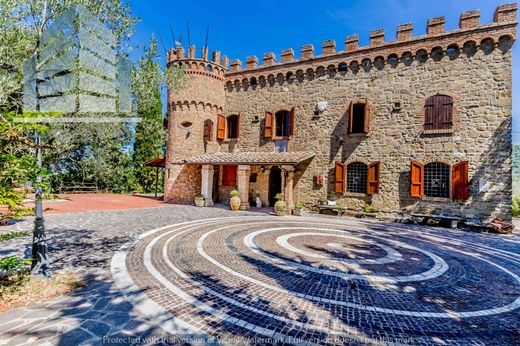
[{"x1": 143, "y1": 157, "x2": 165, "y2": 198}]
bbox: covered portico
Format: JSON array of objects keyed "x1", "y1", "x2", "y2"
[{"x1": 172, "y1": 152, "x2": 315, "y2": 211}]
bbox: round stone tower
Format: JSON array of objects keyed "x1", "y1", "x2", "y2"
[{"x1": 164, "y1": 45, "x2": 227, "y2": 202}]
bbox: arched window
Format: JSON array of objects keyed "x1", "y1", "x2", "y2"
[
  {"x1": 227, "y1": 114, "x2": 240, "y2": 139},
  {"x1": 424, "y1": 162, "x2": 450, "y2": 198},
  {"x1": 424, "y1": 95, "x2": 453, "y2": 131},
  {"x1": 347, "y1": 162, "x2": 368, "y2": 193}
]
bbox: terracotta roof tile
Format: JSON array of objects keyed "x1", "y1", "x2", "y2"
[{"x1": 171, "y1": 152, "x2": 315, "y2": 165}]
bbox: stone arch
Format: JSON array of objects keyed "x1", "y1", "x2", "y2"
[
  {"x1": 305, "y1": 68, "x2": 315, "y2": 81},
  {"x1": 416, "y1": 49, "x2": 429, "y2": 63},
  {"x1": 431, "y1": 46, "x2": 444, "y2": 61},
  {"x1": 498, "y1": 35, "x2": 514, "y2": 52},
  {"x1": 374, "y1": 56, "x2": 385, "y2": 70},
  {"x1": 480, "y1": 37, "x2": 496, "y2": 55},
  {"x1": 361, "y1": 58, "x2": 372, "y2": 72},
  {"x1": 462, "y1": 40, "x2": 478, "y2": 58}
]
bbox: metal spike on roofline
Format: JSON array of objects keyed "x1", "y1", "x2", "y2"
[
  {"x1": 158, "y1": 31, "x2": 168, "y2": 56},
  {"x1": 205, "y1": 24, "x2": 209, "y2": 50},
  {"x1": 187, "y1": 21, "x2": 191, "y2": 47}
]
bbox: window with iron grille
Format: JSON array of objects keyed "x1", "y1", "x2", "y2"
[
  {"x1": 424, "y1": 162, "x2": 450, "y2": 198},
  {"x1": 346, "y1": 162, "x2": 368, "y2": 193}
]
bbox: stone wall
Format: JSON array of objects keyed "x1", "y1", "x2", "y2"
[
  {"x1": 163, "y1": 164, "x2": 201, "y2": 203},
  {"x1": 223, "y1": 25, "x2": 515, "y2": 221}
]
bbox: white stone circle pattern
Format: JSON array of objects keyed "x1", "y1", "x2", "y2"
[{"x1": 112, "y1": 216, "x2": 520, "y2": 343}]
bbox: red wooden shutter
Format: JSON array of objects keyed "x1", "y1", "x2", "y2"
[
  {"x1": 203, "y1": 119, "x2": 213, "y2": 141},
  {"x1": 222, "y1": 165, "x2": 237, "y2": 186},
  {"x1": 217, "y1": 114, "x2": 226, "y2": 140},
  {"x1": 264, "y1": 111, "x2": 273, "y2": 138},
  {"x1": 452, "y1": 161, "x2": 469, "y2": 201},
  {"x1": 367, "y1": 161, "x2": 380, "y2": 194},
  {"x1": 347, "y1": 101, "x2": 353, "y2": 134},
  {"x1": 289, "y1": 107, "x2": 295, "y2": 136},
  {"x1": 410, "y1": 161, "x2": 424, "y2": 197},
  {"x1": 335, "y1": 162, "x2": 346, "y2": 193},
  {"x1": 363, "y1": 99, "x2": 371, "y2": 133},
  {"x1": 236, "y1": 113, "x2": 241, "y2": 139}
]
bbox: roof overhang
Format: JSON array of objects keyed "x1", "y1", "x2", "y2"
[{"x1": 171, "y1": 152, "x2": 315, "y2": 166}]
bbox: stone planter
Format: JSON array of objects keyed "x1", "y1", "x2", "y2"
[
  {"x1": 274, "y1": 200, "x2": 286, "y2": 216},
  {"x1": 293, "y1": 208, "x2": 304, "y2": 216},
  {"x1": 230, "y1": 196, "x2": 241, "y2": 211},
  {"x1": 195, "y1": 198, "x2": 205, "y2": 207}
]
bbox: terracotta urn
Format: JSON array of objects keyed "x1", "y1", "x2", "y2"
[
  {"x1": 229, "y1": 190, "x2": 241, "y2": 211},
  {"x1": 274, "y1": 193, "x2": 286, "y2": 216}
]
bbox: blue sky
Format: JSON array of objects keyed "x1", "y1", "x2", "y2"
[{"x1": 126, "y1": 0, "x2": 519, "y2": 143}]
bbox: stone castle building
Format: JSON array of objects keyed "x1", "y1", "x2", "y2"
[{"x1": 163, "y1": 4, "x2": 516, "y2": 222}]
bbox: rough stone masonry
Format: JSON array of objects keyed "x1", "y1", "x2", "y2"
[{"x1": 164, "y1": 3, "x2": 517, "y2": 222}]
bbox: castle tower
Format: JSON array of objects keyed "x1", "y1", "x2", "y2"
[{"x1": 164, "y1": 45, "x2": 226, "y2": 202}]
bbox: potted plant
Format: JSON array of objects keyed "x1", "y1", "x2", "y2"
[
  {"x1": 195, "y1": 194, "x2": 205, "y2": 207},
  {"x1": 274, "y1": 193, "x2": 286, "y2": 216},
  {"x1": 293, "y1": 201, "x2": 305, "y2": 216},
  {"x1": 229, "y1": 190, "x2": 241, "y2": 211}
]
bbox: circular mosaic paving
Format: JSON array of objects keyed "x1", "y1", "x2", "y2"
[{"x1": 111, "y1": 216, "x2": 520, "y2": 345}]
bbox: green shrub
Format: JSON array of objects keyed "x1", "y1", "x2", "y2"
[
  {"x1": 0, "y1": 231, "x2": 28, "y2": 242},
  {"x1": 294, "y1": 201, "x2": 304, "y2": 209},
  {"x1": 230, "y1": 190, "x2": 239, "y2": 197},
  {"x1": 275, "y1": 193, "x2": 285, "y2": 201},
  {"x1": 513, "y1": 194, "x2": 520, "y2": 217},
  {"x1": 0, "y1": 256, "x2": 31, "y2": 274}
]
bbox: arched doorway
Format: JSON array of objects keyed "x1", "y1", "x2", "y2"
[{"x1": 268, "y1": 166, "x2": 282, "y2": 207}]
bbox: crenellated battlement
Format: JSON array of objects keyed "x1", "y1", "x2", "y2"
[
  {"x1": 167, "y1": 45, "x2": 228, "y2": 81},
  {"x1": 224, "y1": 3, "x2": 517, "y2": 80}
]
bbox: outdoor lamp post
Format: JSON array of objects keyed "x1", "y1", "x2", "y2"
[{"x1": 30, "y1": 130, "x2": 51, "y2": 279}]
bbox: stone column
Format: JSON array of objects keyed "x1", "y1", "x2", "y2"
[
  {"x1": 201, "y1": 165, "x2": 214, "y2": 206},
  {"x1": 237, "y1": 165, "x2": 251, "y2": 210},
  {"x1": 282, "y1": 165, "x2": 295, "y2": 212}
]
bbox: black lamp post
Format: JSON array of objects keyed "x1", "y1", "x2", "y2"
[{"x1": 30, "y1": 130, "x2": 50, "y2": 279}]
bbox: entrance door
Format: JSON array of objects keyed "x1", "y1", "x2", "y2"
[{"x1": 269, "y1": 166, "x2": 282, "y2": 207}]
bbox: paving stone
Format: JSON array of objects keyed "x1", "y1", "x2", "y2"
[{"x1": 0, "y1": 206, "x2": 518, "y2": 345}]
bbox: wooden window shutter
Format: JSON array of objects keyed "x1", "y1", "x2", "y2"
[
  {"x1": 347, "y1": 101, "x2": 353, "y2": 134},
  {"x1": 217, "y1": 114, "x2": 226, "y2": 140},
  {"x1": 289, "y1": 107, "x2": 295, "y2": 136},
  {"x1": 264, "y1": 111, "x2": 273, "y2": 138},
  {"x1": 410, "y1": 161, "x2": 424, "y2": 197},
  {"x1": 367, "y1": 161, "x2": 380, "y2": 194},
  {"x1": 335, "y1": 161, "x2": 346, "y2": 193},
  {"x1": 203, "y1": 119, "x2": 213, "y2": 141},
  {"x1": 424, "y1": 97, "x2": 435, "y2": 130},
  {"x1": 452, "y1": 161, "x2": 469, "y2": 201},
  {"x1": 363, "y1": 98, "x2": 371, "y2": 133}
]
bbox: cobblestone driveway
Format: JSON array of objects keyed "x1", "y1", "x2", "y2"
[{"x1": 1, "y1": 206, "x2": 520, "y2": 345}]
